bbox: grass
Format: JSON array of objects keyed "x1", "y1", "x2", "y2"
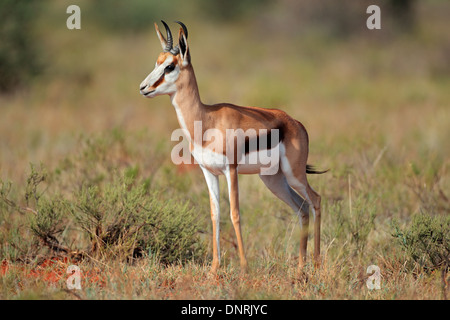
[{"x1": 0, "y1": 1, "x2": 449, "y2": 299}]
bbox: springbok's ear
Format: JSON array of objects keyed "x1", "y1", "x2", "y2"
[
  {"x1": 178, "y1": 27, "x2": 190, "y2": 66},
  {"x1": 154, "y1": 22, "x2": 168, "y2": 51}
]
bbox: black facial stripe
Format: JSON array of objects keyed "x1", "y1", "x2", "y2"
[{"x1": 152, "y1": 73, "x2": 165, "y2": 88}]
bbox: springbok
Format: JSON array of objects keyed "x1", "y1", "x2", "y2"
[{"x1": 139, "y1": 21, "x2": 327, "y2": 273}]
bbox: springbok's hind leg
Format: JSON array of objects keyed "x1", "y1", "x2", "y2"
[
  {"x1": 280, "y1": 154, "x2": 322, "y2": 269},
  {"x1": 259, "y1": 170, "x2": 310, "y2": 270},
  {"x1": 308, "y1": 186, "x2": 321, "y2": 267},
  {"x1": 288, "y1": 181, "x2": 321, "y2": 268}
]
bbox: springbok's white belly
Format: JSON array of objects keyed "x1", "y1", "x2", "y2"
[{"x1": 191, "y1": 143, "x2": 281, "y2": 176}]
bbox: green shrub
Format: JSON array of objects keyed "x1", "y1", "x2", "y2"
[
  {"x1": 392, "y1": 213, "x2": 449, "y2": 272},
  {"x1": 0, "y1": 134, "x2": 206, "y2": 265},
  {"x1": 72, "y1": 175, "x2": 206, "y2": 264}
]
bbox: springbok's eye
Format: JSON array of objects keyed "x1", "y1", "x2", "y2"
[{"x1": 164, "y1": 63, "x2": 175, "y2": 73}]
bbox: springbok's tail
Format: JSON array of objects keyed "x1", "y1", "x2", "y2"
[{"x1": 306, "y1": 164, "x2": 329, "y2": 174}]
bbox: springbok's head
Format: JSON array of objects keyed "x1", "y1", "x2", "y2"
[{"x1": 139, "y1": 21, "x2": 190, "y2": 98}]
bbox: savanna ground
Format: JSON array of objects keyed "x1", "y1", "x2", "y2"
[{"x1": 0, "y1": 1, "x2": 449, "y2": 300}]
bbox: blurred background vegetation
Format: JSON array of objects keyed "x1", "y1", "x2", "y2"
[
  {"x1": 0, "y1": 0, "x2": 448, "y2": 299},
  {"x1": 1, "y1": 0, "x2": 449, "y2": 92}
]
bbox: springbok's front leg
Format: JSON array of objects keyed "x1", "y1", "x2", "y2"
[
  {"x1": 225, "y1": 164, "x2": 248, "y2": 273},
  {"x1": 200, "y1": 166, "x2": 221, "y2": 274}
]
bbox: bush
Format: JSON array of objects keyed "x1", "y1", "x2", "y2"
[
  {"x1": 0, "y1": 134, "x2": 206, "y2": 265},
  {"x1": 72, "y1": 176, "x2": 206, "y2": 264},
  {"x1": 392, "y1": 213, "x2": 449, "y2": 272}
]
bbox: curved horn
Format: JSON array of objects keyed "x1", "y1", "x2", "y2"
[
  {"x1": 175, "y1": 20, "x2": 188, "y2": 39},
  {"x1": 161, "y1": 20, "x2": 173, "y2": 52},
  {"x1": 170, "y1": 21, "x2": 188, "y2": 55}
]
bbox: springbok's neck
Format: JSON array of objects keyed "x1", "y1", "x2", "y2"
[{"x1": 170, "y1": 65, "x2": 204, "y2": 134}]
